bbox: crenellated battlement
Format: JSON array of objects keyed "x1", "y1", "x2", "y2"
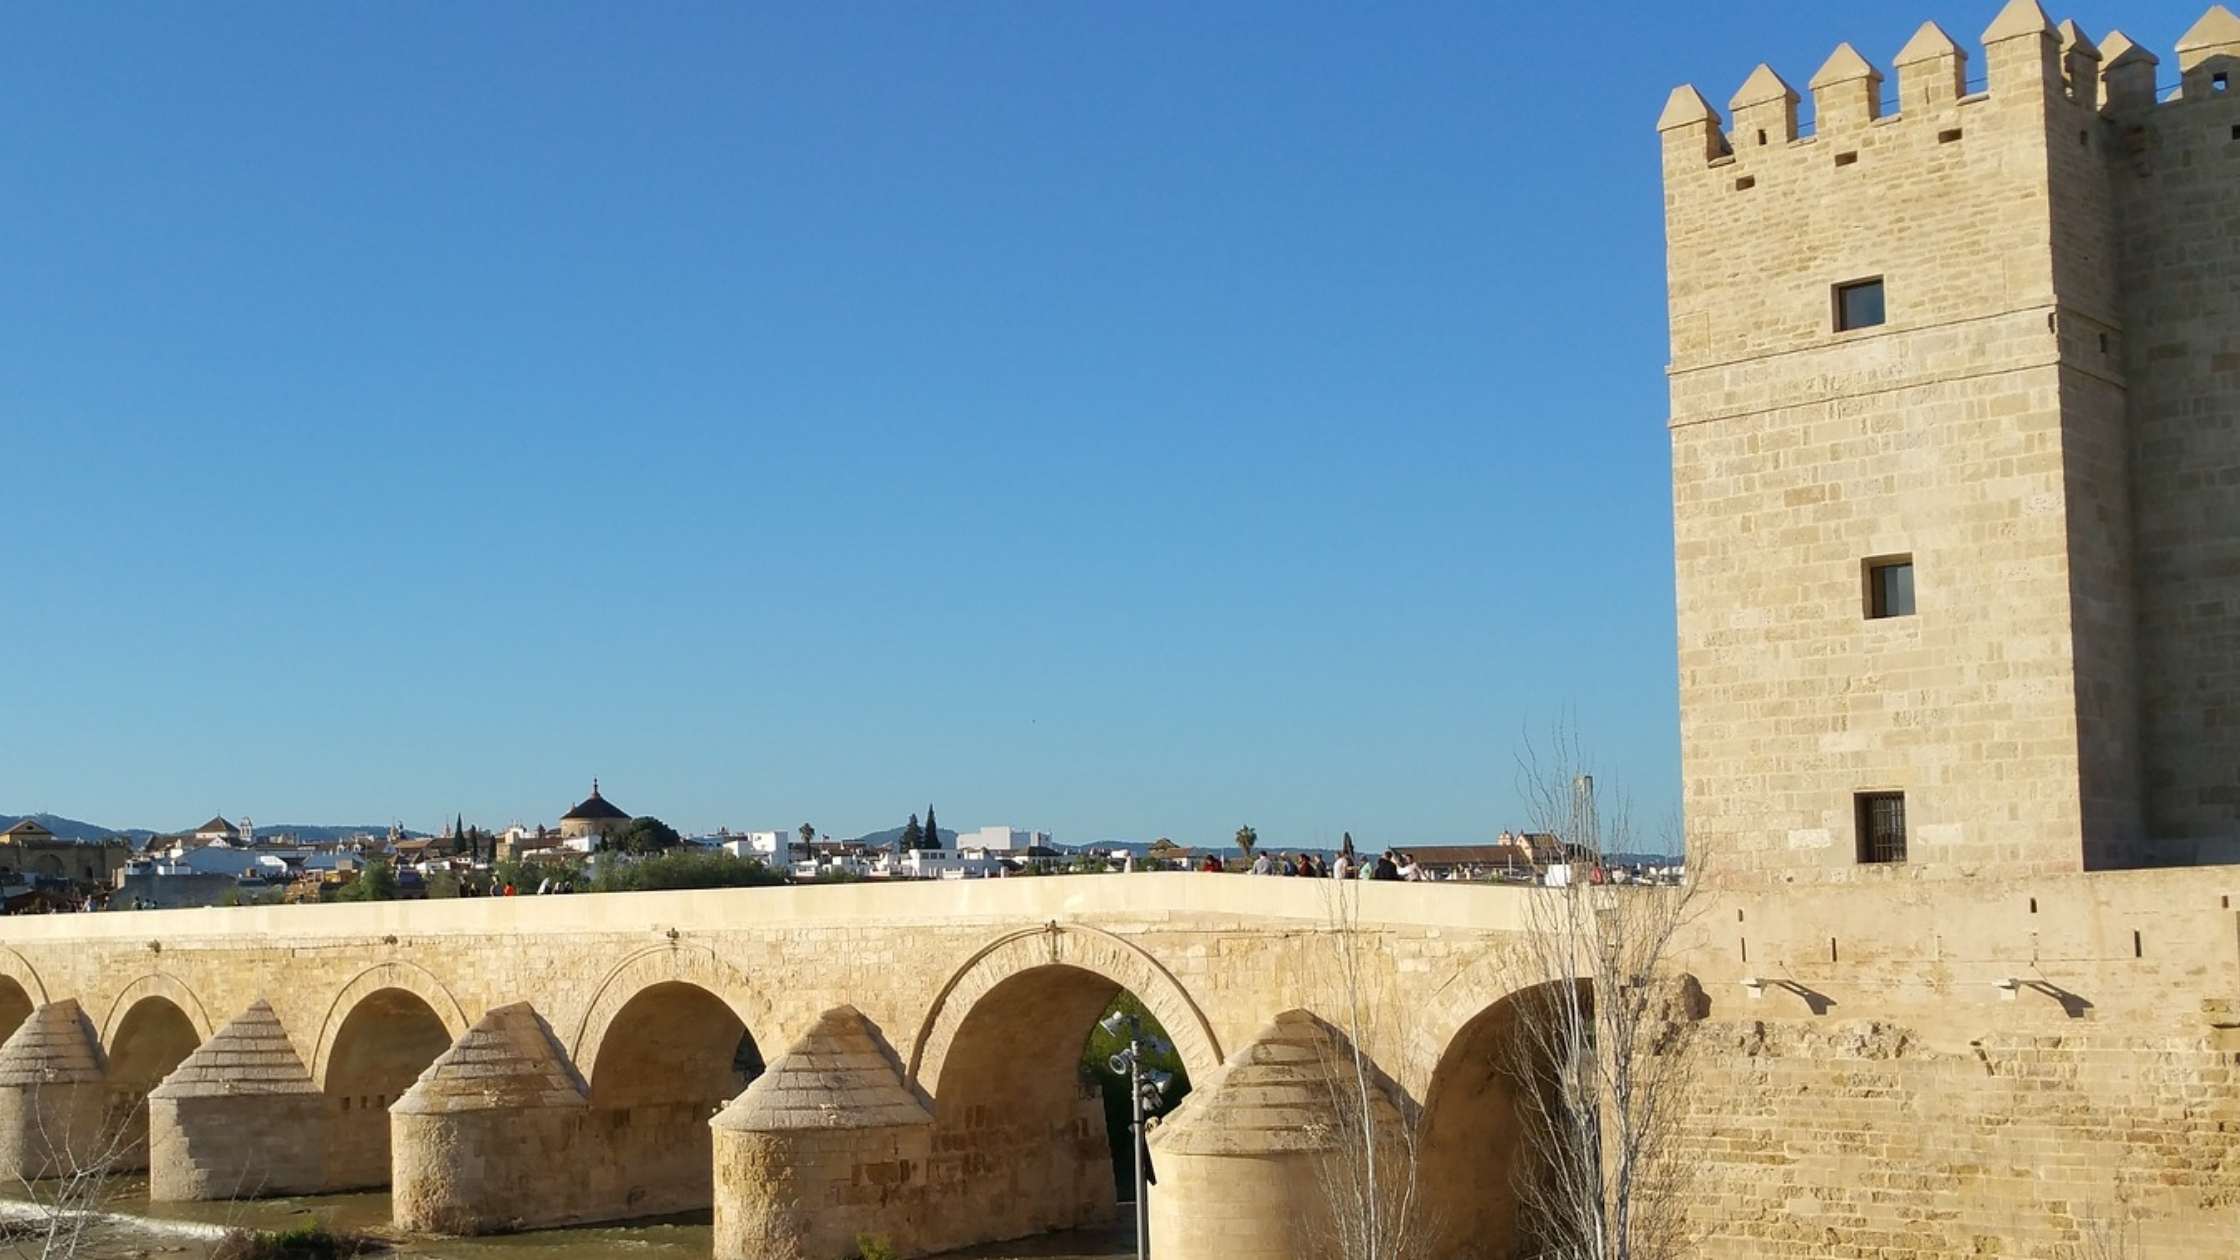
[{"x1": 1657, "y1": 1, "x2": 2240, "y2": 174}]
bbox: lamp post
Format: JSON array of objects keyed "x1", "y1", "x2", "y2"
[{"x1": 1100, "y1": 1009, "x2": 1174, "y2": 1260}]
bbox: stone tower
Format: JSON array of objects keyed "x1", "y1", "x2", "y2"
[{"x1": 1658, "y1": 1, "x2": 2240, "y2": 885}]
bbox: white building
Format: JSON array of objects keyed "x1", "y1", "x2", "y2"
[
  {"x1": 791, "y1": 852, "x2": 877, "y2": 880},
  {"x1": 953, "y1": 826, "x2": 1050, "y2": 853},
  {"x1": 880, "y1": 848, "x2": 1003, "y2": 880},
  {"x1": 714, "y1": 830, "x2": 794, "y2": 860}
]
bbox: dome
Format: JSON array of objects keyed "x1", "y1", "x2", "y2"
[{"x1": 560, "y1": 780, "x2": 628, "y2": 823}]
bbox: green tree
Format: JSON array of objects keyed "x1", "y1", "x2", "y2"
[
  {"x1": 1235, "y1": 824, "x2": 1259, "y2": 862},
  {"x1": 490, "y1": 857, "x2": 585, "y2": 892},
  {"x1": 922, "y1": 804, "x2": 940, "y2": 849},
  {"x1": 900, "y1": 814, "x2": 923, "y2": 850},
  {"x1": 592, "y1": 850, "x2": 785, "y2": 893},
  {"x1": 798, "y1": 823, "x2": 815, "y2": 848},
  {"x1": 332, "y1": 859, "x2": 399, "y2": 902},
  {"x1": 609, "y1": 816, "x2": 683, "y2": 856}
]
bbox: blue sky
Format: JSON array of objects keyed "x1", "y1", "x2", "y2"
[{"x1": 0, "y1": 2, "x2": 2209, "y2": 844}]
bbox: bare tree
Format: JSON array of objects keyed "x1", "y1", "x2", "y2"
[
  {"x1": 2067, "y1": 1199, "x2": 2140, "y2": 1260},
  {"x1": 1498, "y1": 729, "x2": 1705, "y2": 1260},
  {"x1": 1306, "y1": 877, "x2": 1440, "y2": 1260}
]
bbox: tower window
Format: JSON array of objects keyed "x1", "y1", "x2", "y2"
[
  {"x1": 1864, "y1": 555, "x2": 1915, "y2": 619},
  {"x1": 1856, "y1": 792, "x2": 1908, "y2": 864},
  {"x1": 1834, "y1": 277, "x2": 1885, "y2": 331}
]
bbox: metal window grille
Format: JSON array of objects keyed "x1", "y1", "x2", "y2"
[{"x1": 1857, "y1": 793, "x2": 1907, "y2": 863}]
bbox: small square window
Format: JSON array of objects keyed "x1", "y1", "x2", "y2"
[
  {"x1": 1835, "y1": 278, "x2": 1885, "y2": 331},
  {"x1": 1864, "y1": 555, "x2": 1915, "y2": 619},
  {"x1": 1856, "y1": 792, "x2": 1908, "y2": 864}
]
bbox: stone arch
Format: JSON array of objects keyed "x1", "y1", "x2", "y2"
[
  {"x1": 100, "y1": 972, "x2": 215, "y2": 1051},
  {"x1": 309, "y1": 961, "x2": 469, "y2": 1090},
  {"x1": 908, "y1": 923, "x2": 1222, "y2": 1097},
  {"x1": 1400, "y1": 954, "x2": 1575, "y2": 1102},
  {"x1": 101, "y1": 975, "x2": 212, "y2": 1173},
  {"x1": 568, "y1": 942, "x2": 774, "y2": 1085},
  {"x1": 0, "y1": 948, "x2": 47, "y2": 1042},
  {"x1": 901, "y1": 925, "x2": 1221, "y2": 1252},
  {"x1": 1412, "y1": 977, "x2": 1589, "y2": 1260},
  {"x1": 569, "y1": 945, "x2": 772, "y2": 1222}
]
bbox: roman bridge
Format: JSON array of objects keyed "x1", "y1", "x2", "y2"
[{"x1": 0, "y1": 873, "x2": 1561, "y2": 1260}]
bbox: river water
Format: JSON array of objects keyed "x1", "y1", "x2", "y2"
[{"x1": 6, "y1": 1179, "x2": 1132, "y2": 1260}]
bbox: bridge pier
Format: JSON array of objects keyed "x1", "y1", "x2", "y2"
[
  {"x1": 146, "y1": 999, "x2": 325, "y2": 1200},
  {"x1": 711, "y1": 1006, "x2": 936, "y2": 1259},
  {"x1": 1146, "y1": 1010, "x2": 1406, "y2": 1260},
  {"x1": 0, "y1": 1000, "x2": 107, "y2": 1182},
  {"x1": 391, "y1": 1002, "x2": 593, "y2": 1234}
]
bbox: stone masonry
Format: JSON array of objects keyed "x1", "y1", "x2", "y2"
[
  {"x1": 1663, "y1": 0, "x2": 2240, "y2": 883},
  {"x1": 0, "y1": 7, "x2": 2230, "y2": 1256},
  {"x1": 1658, "y1": 3, "x2": 2240, "y2": 1255},
  {"x1": 0, "y1": 875, "x2": 1540, "y2": 1258}
]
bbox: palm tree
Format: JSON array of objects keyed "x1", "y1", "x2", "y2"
[{"x1": 1235, "y1": 825, "x2": 1259, "y2": 862}]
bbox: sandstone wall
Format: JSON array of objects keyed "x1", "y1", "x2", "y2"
[
  {"x1": 0, "y1": 867, "x2": 2226, "y2": 1255},
  {"x1": 1672, "y1": 866, "x2": 2240, "y2": 1257},
  {"x1": 0, "y1": 875, "x2": 1529, "y2": 1245},
  {"x1": 2114, "y1": 36, "x2": 2240, "y2": 852},
  {"x1": 1662, "y1": 24, "x2": 2123, "y2": 884}
]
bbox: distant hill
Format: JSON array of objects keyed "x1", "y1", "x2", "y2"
[
  {"x1": 845, "y1": 825, "x2": 958, "y2": 851},
  {"x1": 247, "y1": 824, "x2": 407, "y2": 843},
  {"x1": 0, "y1": 814, "x2": 139, "y2": 843},
  {"x1": 1, "y1": 813, "x2": 415, "y2": 845}
]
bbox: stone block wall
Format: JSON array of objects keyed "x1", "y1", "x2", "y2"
[
  {"x1": 714, "y1": 1124, "x2": 937, "y2": 1260},
  {"x1": 1662, "y1": 15, "x2": 2122, "y2": 884},
  {"x1": 1670, "y1": 866, "x2": 2240, "y2": 1257},
  {"x1": 2113, "y1": 24, "x2": 2240, "y2": 852},
  {"x1": 149, "y1": 1093, "x2": 325, "y2": 1200},
  {"x1": 1662, "y1": 4, "x2": 2240, "y2": 883}
]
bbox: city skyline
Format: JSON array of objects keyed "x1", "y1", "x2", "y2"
[{"x1": 3, "y1": 1, "x2": 2214, "y2": 843}]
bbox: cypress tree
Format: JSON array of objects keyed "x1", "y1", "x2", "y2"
[
  {"x1": 901, "y1": 814, "x2": 923, "y2": 851},
  {"x1": 923, "y1": 804, "x2": 939, "y2": 849}
]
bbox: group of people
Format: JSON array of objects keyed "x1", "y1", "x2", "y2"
[
  {"x1": 462, "y1": 876, "x2": 579, "y2": 896},
  {"x1": 1212, "y1": 839, "x2": 1427, "y2": 881}
]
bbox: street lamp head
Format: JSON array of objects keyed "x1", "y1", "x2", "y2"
[
  {"x1": 1099, "y1": 1011, "x2": 1130, "y2": 1038},
  {"x1": 1108, "y1": 1051, "x2": 1134, "y2": 1075},
  {"x1": 1146, "y1": 1069, "x2": 1174, "y2": 1094}
]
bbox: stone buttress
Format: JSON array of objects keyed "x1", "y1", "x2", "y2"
[
  {"x1": 146, "y1": 998, "x2": 324, "y2": 1200},
  {"x1": 712, "y1": 1005, "x2": 934, "y2": 1260},
  {"x1": 0, "y1": 1000, "x2": 107, "y2": 1181},
  {"x1": 390, "y1": 1002, "x2": 591, "y2": 1233},
  {"x1": 1146, "y1": 1009, "x2": 1406, "y2": 1260}
]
